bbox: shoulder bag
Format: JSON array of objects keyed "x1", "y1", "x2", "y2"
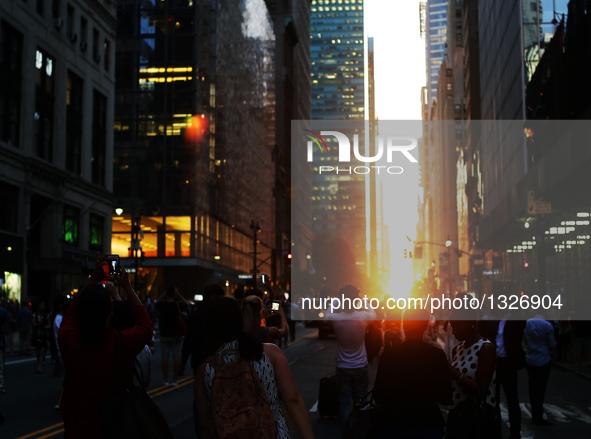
[
  {"x1": 98, "y1": 332, "x2": 174, "y2": 439},
  {"x1": 344, "y1": 388, "x2": 378, "y2": 439}
]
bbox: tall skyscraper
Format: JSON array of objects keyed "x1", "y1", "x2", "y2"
[
  {"x1": 309, "y1": 0, "x2": 366, "y2": 278},
  {"x1": 425, "y1": 0, "x2": 448, "y2": 113}
]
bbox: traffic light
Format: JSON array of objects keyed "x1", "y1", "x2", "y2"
[
  {"x1": 284, "y1": 253, "x2": 292, "y2": 266},
  {"x1": 403, "y1": 249, "x2": 408, "y2": 258}
]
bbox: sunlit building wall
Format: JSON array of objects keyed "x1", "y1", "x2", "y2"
[
  {"x1": 0, "y1": 0, "x2": 116, "y2": 303},
  {"x1": 113, "y1": 0, "x2": 276, "y2": 296},
  {"x1": 309, "y1": 0, "x2": 366, "y2": 274}
]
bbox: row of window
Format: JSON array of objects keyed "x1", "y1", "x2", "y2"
[
  {"x1": 63, "y1": 205, "x2": 105, "y2": 252},
  {"x1": 0, "y1": 21, "x2": 108, "y2": 185},
  {"x1": 0, "y1": 179, "x2": 105, "y2": 252},
  {"x1": 27, "y1": 0, "x2": 111, "y2": 70}
]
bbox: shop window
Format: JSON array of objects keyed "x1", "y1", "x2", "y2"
[
  {"x1": 89, "y1": 214, "x2": 104, "y2": 252},
  {"x1": 63, "y1": 205, "x2": 80, "y2": 246}
]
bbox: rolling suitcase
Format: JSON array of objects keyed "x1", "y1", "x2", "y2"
[{"x1": 318, "y1": 375, "x2": 340, "y2": 418}]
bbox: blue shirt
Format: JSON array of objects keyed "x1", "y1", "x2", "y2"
[{"x1": 524, "y1": 316, "x2": 556, "y2": 367}]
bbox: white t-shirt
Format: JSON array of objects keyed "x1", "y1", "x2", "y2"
[{"x1": 328, "y1": 309, "x2": 376, "y2": 369}]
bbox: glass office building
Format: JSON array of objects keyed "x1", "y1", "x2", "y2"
[{"x1": 112, "y1": 0, "x2": 276, "y2": 296}]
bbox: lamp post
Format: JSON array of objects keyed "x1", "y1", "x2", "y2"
[
  {"x1": 250, "y1": 220, "x2": 261, "y2": 287},
  {"x1": 445, "y1": 236, "x2": 452, "y2": 297}
]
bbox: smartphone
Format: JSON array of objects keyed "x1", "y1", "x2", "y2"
[
  {"x1": 107, "y1": 255, "x2": 121, "y2": 276},
  {"x1": 271, "y1": 300, "x2": 281, "y2": 312}
]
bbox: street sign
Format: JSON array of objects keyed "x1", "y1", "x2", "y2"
[
  {"x1": 527, "y1": 190, "x2": 551, "y2": 214},
  {"x1": 238, "y1": 274, "x2": 253, "y2": 279}
]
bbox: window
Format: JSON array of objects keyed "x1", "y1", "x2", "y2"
[
  {"x1": 92, "y1": 89, "x2": 107, "y2": 185},
  {"x1": 446, "y1": 68, "x2": 452, "y2": 77},
  {"x1": 455, "y1": 9, "x2": 461, "y2": 18},
  {"x1": 80, "y1": 16, "x2": 87, "y2": 51},
  {"x1": 92, "y1": 28, "x2": 100, "y2": 62},
  {"x1": 104, "y1": 39, "x2": 110, "y2": 71},
  {"x1": 0, "y1": 22, "x2": 23, "y2": 146},
  {"x1": 66, "y1": 5, "x2": 75, "y2": 39},
  {"x1": 447, "y1": 83, "x2": 453, "y2": 91},
  {"x1": 35, "y1": 49, "x2": 55, "y2": 161},
  {"x1": 66, "y1": 71, "x2": 83, "y2": 174},
  {"x1": 63, "y1": 205, "x2": 80, "y2": 246},
  {"x1": 0, "y1": 180, "x2": 18, "y2": 233},
  {"x1": 89, "y1": 214, "x2": 104, "y2": 252}
]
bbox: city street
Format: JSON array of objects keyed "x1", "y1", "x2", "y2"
[{"x1": 1, "y1": 324, "x2": 591, "y2": 438}]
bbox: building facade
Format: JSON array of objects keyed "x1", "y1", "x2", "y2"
[{"x1": 0, "y1": 0, "x2": 117, "y2": 304}]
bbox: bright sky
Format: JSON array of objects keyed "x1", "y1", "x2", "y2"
[
  {"x1": 365, "y1": 0, "x2": 426, "y2": 120},
  {"x1": 365, "y1": 0, "x2": 426, "y2": 297}
]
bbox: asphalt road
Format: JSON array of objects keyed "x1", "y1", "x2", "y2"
[{"x1": 1, "y1": 325, "x2": 591, "y2": 438}]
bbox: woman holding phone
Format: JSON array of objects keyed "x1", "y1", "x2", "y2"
[{"x1": 58, "y1": 254, "x2": 153, "y2": 438}]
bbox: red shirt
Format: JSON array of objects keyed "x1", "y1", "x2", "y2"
[{"x1": 58, "y1": 295, "x2": 153, "y2": 438}]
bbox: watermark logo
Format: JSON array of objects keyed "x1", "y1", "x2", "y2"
[
  {"x1": 302, "y1": 129, "x2": 328, "y2": 153},
  {"x1": 303, "y1": 130, "x2": 418, "y2": 175}
]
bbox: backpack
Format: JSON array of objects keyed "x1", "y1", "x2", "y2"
[{"x1": 208, "y1": 351, "x2": 278, "y2": 439}]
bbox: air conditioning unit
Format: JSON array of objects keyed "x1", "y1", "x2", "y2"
[
  {"x1": 93, "y1": 54, "x2": 101, "y2": 63},
  {"x1": 68, "y1": 32, "x2": 78, "y2": 43},
  {"x1": 80, "y1": 41, "x2": 87, "y2": 51},
  {"x1": 53, "y1": 18, "x2": 64, "y2": 30}
]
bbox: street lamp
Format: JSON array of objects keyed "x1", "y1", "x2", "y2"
[{"x1": 250, "y1": 220, "x2": 261, "y2": 287}]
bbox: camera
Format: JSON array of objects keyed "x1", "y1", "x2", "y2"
[
  {"x1": 271, "y1": 300, "x2": 281, "y2": 312},
  {"x1": 107, "y1": 255, "x2": 121, "y2": 276}
]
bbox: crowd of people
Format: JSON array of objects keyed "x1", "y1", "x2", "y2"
[
  {"x1": 1, "y1": 259, "x2": 589, "y2": 438},
  {"x1": 325, "y1": 286, "x2": 580, "y2": 439},
  {"x1": 0, "y1": 254, "x2": 312, "y2": 438}
]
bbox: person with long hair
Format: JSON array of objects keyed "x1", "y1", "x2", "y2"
[
  {"x1": 58, "y1": 254, "x2": 153, "y2": 439},
  {"x1": 194, "y1": 297, "x2": 314, "y2": 439}
]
